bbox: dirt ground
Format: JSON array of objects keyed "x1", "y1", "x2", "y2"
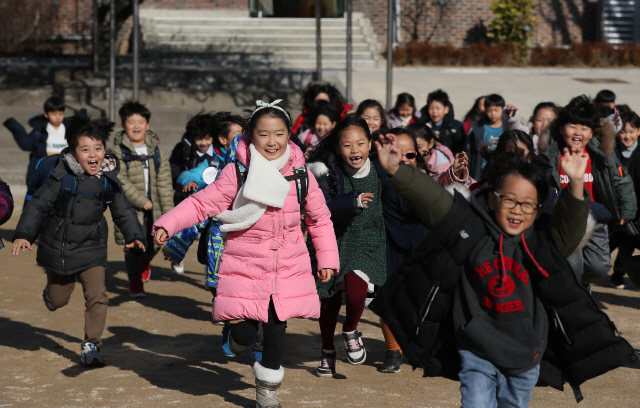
[{"x1": 1, "y1": 191, "x2": 640, "y2": 408}]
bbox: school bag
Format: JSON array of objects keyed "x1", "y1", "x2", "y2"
[
  {"x1": 25, "y1": 154, "x2": 115, "y2": 232},
  {"x1": 234, "y1": 161, "x2": 316, "y2": 221},
  {"x1": 118, "y1": 144, "x2": 161, "y2": 171}
]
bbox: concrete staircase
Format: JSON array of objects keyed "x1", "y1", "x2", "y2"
[{"x1": 139, "y1": 9, "x2": 381, "y2": 69}]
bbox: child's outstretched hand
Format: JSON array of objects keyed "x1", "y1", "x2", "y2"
[
  {"x1": 182, "y1": 182, "x2": 198, "y2": 193},
  {"x1": 154, "y1": 228, "x2": 169, "y2": 246},
  {"x1": 453, "y1": 152, "x2": 468, "y2": 177},
  {"x1": 560, "y1": 147, "x2": 589, "y2": 200},
  {"x1": 317, "y1": 268, "x2": 336, "y2": 283},
  {"x1": 11, "y1": 239, "x2": 32, "y2": 256},
  {"x1": 505, "y1": 104, "x2": 518, "y2": 118},
  {"x1": 375, "y1": 133, "x2": 403, "y2": 176},
  {"x1": 125, "y1": 240, "x2": 146, "y2": 252}
]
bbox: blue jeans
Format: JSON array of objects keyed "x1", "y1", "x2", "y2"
[{"x1": 458, "y1": 346, "x2": 540, "y2": 408}]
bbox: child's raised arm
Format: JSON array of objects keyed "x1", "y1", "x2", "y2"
[
  {"x1": 550, "y1": 147, "x2": 591, "y2": 256},
  {"x1": 375, "y1": 134, "x2": 453, "y2": 229}
]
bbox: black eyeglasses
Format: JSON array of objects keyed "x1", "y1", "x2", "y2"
[
  {"x1": 493, "y1": 192, "x2": 541, "y2": 214},
  {"x1": 404, "y1": 152, "x2": 417, "y2": 160}
]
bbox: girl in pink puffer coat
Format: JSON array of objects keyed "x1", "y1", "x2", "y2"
[{"x1": 153, "y1": 100, "x2": 339, "y2": 408}]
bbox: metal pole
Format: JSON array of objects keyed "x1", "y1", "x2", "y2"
[
  {"x1": 386, "y1": 0, "x2": 393, "y2": 110},
  {"x1": 346, "y1": 0, "x2": 352, "y2": 103},
  {"x1": 133, "y1": 0, "x2": 139, "y2": 101},
  {"x1": 315, "y1": 0, "x2": 322, "y2": 81},
  {"x1": 109, "y1": 0, "x2": 116, "y2": 122},
  {"x1": 93, "y1": 0, "x2": 99, "y2": 74}
]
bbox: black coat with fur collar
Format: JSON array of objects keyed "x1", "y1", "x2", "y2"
[
  {"x1": 13, "y1": 149, "x2": 144, "y2": 275},
  {"x1": 370, "y1": 189, "x2": 637, "y2": 393}
]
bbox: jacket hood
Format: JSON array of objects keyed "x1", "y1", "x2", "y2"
[
  {"x1": 113, "y1": 129, "x2": 161, "y2": 150},
  {"x1": 235, "y1": 133, "x2": 306, "y2": 172}
]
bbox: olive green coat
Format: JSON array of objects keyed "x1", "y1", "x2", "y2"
[{"x1": 111, "y1": 130, "x2": 174, "y2": 245}]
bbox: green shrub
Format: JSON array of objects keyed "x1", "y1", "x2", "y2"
[{"x1": 487, "y1": 0, "x2": 536, "y2": 60}]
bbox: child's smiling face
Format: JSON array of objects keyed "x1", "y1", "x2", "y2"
[
  {"x1": 532, "y1": 107, "x2": 557, "y2": 137},
  {"x1": 337, "y1": 126, "x2": 371, "y2": 170},
  {"x1": 315, "y1": 114, "x2": 335, "y2": 139},
  {"x1": 72, "y1": 136, "x2": 105, "y2": 176},
  {"x1": 396, "y1": 133, "x2": 417, "y2": 166},
  {"x1": 428, "y1": 101, "x2": 449, "y2": 123},
  {"x1": 560, "y1": 123, "x2": 593, "y2": 150},
  {"x1": 488, "y1": 174, "x2": 539, "y2": 236},
  {"x1": 360, "y1": 107, "x2": 383, "y2": 133},
  {"x1": 194, "y1": 134, "x2": 213, "y2": 153},
  {"x1": 251, "y1": 116, "x2": 290, "y2": 161},
  {"x1": 619, "y1": 122, "x2": 639, "y2": 148},
  {"x1": 398, "y1": 103, "x2": 414, "y2": 119},
  {"x1": 122, "y1": 113, "x2": 149, "y2": 146}
]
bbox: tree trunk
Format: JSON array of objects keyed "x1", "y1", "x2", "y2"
[{"x1": 97, "y1": 0, "x2": 145, "y2": 66}]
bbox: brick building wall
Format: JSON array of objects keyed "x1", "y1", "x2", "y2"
[{"x1": 0, "y1": 0, "x2": 600, "y2": 55}]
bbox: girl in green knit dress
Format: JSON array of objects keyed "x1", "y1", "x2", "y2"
[{"x1": 306, "y1": 116, "x2": 387, "y2": 377}]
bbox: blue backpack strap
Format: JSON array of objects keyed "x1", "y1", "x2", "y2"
[{"x1": 26, "y1": 155, "x2": 60, "y2": 202}]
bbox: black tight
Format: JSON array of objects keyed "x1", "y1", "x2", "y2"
[{"x1": 229, "y1": 298, "x2": 287, "y2": 370}]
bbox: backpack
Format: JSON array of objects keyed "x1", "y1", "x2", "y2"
[
  {"x1": 26, "y1": 155, "x2": 115, "y2": 229},
  {"x1": 234, "y1": 161, "x2": 316, "y2": 221},
  {"x1": 119, "y1": 144, "x2": 161, "y2": 171}
]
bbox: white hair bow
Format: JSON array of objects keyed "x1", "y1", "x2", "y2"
[{"x1": 251, "y1": 99, "x2": 291, "y2": 124}]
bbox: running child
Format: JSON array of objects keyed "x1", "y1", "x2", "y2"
[
  {"x1": 387, "y1": 93, "x2": 419, "y2": 128},
  {"x1": 372, "y1": 134, "x2": 636, "y2": 407},
  {"x1": 418, "y1": 89, "x2": 465, "y2": 154},
  {"x1": 11, "y1": 116, "x2": 144, "y2": 367},
  {"x1": 111, "y1": 102, "x2": 174, "y2": 298},
  {"x1": 542, "y1": 95, "x2": 637, "y2": 286},
  {"x1": 292, "y1": 82, "x2": 352, "y2": 135},
  {"x1": 306, "y1": 116, "x2": 387, "y2": 377},
  {"x1": 4, "y1": 96, "x2": 69, "y2": 184},
  {"x1": 462, "y1": 95, "x2": 486, "y2": 135},
  {"x1": 153, "y1": 99, "x2": 339, "y2": 408},
  {"x1": 297, "y1": 101, "x2": 339, "y2": 153}
]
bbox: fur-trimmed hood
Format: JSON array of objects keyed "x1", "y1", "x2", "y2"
[{"x1": 62, "y1": 149, "x2": 118, "y2": 178}]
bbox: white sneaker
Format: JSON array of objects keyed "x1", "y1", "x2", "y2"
[
  {"x1": 172, "y1": 259, "x2": 185, "y2": 274},
  {"x1": 81, "y1": 342, "x2": 105, "y2": 367}
]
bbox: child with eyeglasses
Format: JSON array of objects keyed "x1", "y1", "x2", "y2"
[{"x1": 371, "y1": 133, "x2": 636, "y2": 407}]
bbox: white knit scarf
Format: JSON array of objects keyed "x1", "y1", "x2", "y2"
[{"x1": 216, "y1": 144, "x2": 291, "y2": 232}]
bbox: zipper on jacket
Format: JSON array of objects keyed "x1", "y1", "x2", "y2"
[
  {"x1": 60, "y1": 182, "x2": 79, "y2": 274},
  {"x1": 553, "y1": 308, "x2": 572, "y2": 346},
  {"x1": 416, "y1": 283, "x2": 440, "y2": 336}
]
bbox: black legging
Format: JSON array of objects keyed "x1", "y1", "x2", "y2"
[{"x1": 230, "y1": 298, "x2": 287, "y2": 370}]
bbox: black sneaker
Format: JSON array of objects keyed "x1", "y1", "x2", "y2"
[
  {"x1": 381, "y1": 350, "x2": 402, "y2": 373},
  {"x1": 316, "y1": 350, "x2": 336, "y2": 377},
  {"x1": 42, "y1": 287, "x2": 57, "y2": 311},
  {"x1": 610, "y1": 274, "x2": 626, "y2": 289}
]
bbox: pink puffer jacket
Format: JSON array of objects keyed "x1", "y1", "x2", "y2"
[{"x1": 153, "y1": 136, "x2": 339, "y2": 322}]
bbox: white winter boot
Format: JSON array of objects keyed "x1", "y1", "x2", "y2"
[{"x1": 253, "y1": 360, "x2": 284, "y2": 408}]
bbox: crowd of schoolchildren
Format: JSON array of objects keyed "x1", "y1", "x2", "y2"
[{"x1": 3, "y1": 84, "x2": 639, "y2": 408}]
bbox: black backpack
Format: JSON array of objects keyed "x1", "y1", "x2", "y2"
[{"x1": 119, "y1": 144, "x2": 161, "y2": 171}]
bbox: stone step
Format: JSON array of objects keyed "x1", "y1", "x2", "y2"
[
  {"x1": 143, "y1": 26, "x2": 364, "y2": 36},
  {"x1": 145, "y1": 42, "x2": 371, "y2": 53},
  {"x1": 144, "y1": 33, "x2": 370, "y2": 45},
  {"x1": 141, "y1": 17, "x2": 359, "y2": 27},
  {"x1": 149, "y1": 44, "x2": 376, "y2": 59}
]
